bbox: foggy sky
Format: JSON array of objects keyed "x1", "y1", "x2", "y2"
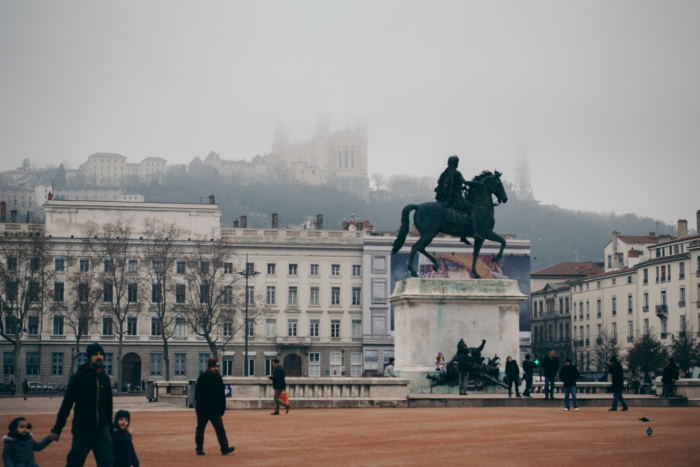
[{"x1": 1, "y1": 1, "x2": 699, "y2": 224}]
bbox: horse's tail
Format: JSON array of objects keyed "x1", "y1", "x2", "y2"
[{"x1": 392, "y1": 204, "x2": 418, "y2": 255}]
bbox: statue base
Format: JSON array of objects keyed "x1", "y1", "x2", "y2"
[{"x1": 388, "y1": 278, "x2": 526, "y2": 394}]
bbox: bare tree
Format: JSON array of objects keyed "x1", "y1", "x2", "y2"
[
  {"x1": 370, "y1": 173, "x2": 386, "y2": 192},
  {"x1": 83, "y1": 218, "x2": 144, "y2": 393},
  {"x1": 180, "y1": 236, "x2": 265, "y2": 359},
  {"x1": 142, "y1": 218, "x2": 188, "y2": 381},
  {"x1": 593, "y1": 328, "x2": 622, "y2": 378},
  {"x1": 0, "y1": 233, "x2": 56, "y2": 392}
]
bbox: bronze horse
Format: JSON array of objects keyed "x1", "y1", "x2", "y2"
[{"x1": 391, "y1": 171, "x2": 508, "y2": 278}]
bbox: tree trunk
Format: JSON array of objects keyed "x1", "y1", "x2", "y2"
[
  {"x1": 206, "y1": 338, "x2": 218, "y2": 360},
  {"x1": 163, "y1": 337, "x2": 170, "y2": 381},
  {"x1": 69, "y1": 339, "x2": 81, "y2": 377},
  {"x1": 13, "y1": 340, "x2": 22, "y2": 397},
  {"x1": 117, "y1": 322, "x2": 124, "y2": 394}
]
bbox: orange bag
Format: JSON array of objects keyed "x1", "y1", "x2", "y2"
[{"x1": 280, "y1": 392, "x2": 289, "y2": 404}]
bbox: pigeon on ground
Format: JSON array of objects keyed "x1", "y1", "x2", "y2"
[
  {"x1": 639, "y1": 417, "x2": 650, "y2": 422},
  {"x1": 647, "y1": 427, "x2": 653, "y2": 436}
]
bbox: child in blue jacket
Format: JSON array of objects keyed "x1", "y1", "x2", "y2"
[
  {"x1": 111, "y1": 410, "x2": 140, "y2": 467},
  {"x1": 3, "y1": 417, "x2": 53, "y2": 467}
]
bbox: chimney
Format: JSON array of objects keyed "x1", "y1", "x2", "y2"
[
  {"x1": 677, "y1": 219, "x2": 687, "y2": 238},
  {"x1": 628, "y1": 249, "x2": 640, "y2": 268},
  {"x1": 48, "y1": 192, "x2": 53, "y2": 200},
  {"x1": 233, "y1": 220, "x2": 239, "y2": 228},
  {"x1": 649, "y1": 232, "x2": 655, "y2": 239},
  {"x1": 271, "y1": 213, "x2": 278, "y2": 229},
  {"x1": 0, "y1": 201, "x2": 5, "y2": 223},
  {"x1": 316, "y1": 213, "x2": 323, "y2": 230},
  {"x1": 612, "y1": 231, "x2": 619, "y2": 251},
  {"x1": 10, "y1": 207, "x2": 17, "y2": 223},
  {"x1": 240, "y1": 215, "x2": 247, "y2": 228},
  {"x1": 209, "y1": 194, "x2": 215, "y2": 205},
  {"x1": 586, "y1": 261, "x2": 592, "y2": 269}
]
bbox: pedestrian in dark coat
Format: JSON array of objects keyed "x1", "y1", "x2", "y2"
[
  {"x1": 3, "y1": 417, "x2": 53, "y2": 467},
  {"x1": 542, "y1": 351, "x2": 560, "y2": 399},
  {"x1": 194, "y1": 358, "x2": 234, "y2": 456},
  {"x1": 49, "y1": 342, "x2": 114, "y2": 467},
  {"x1": 21, "y1": 379, "x2": 29, "y2": 401},
  {"x1": 268, "y1": 359, "x2": 290, "y2": 415},
  {"x1": 661, "y1": 358, "x2": 679, "y2": 397},
  {"x1": 505, "y1": 356, "x2": 521, "y2": 397},
  {"x1": 111, "y1": 410, "x2": 139, "y2": 467},
  {"x1": 608, "y1": 356, "x2": 628, "y2": 411},
  {"x1": 456, "y1": 351, "x2": 473, "y2": 396},
  {"x1": 522, "y1": 355, "x2": 535, "y2": 397},
  {"x1": 559, "y1": 359, "x2": 580, "y2": 411}
]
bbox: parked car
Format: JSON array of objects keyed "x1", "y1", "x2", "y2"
[{"x1": 0, "y1": 383, "x2": 16, "y2": 395}]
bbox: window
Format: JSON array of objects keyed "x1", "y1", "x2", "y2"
[
  {"x1": 104, "y1": 259, "x2": 113, "y2": 273},
  {"x1": 681, "y1": 315, "x2": 687, "y2": 334},
  {"x1": 220, "y1": 286, "x2": 231, "y2": 304},
  {"x1": 680, "y1": 288, "x2": 686, "y2": 306},
  {"x1": 309, "y1": 353, "x2": 320, "y2": 377},
  {"x1": 266, "y1": 286, "x2": 276, "y2": 305},
  {"x1": 78, "y1": 281, "x2": 89, "y2": 303},
  {"x1": 330, "y1": 352, "x2": 342, "y2": 376},
  {"x1": 103, "y1": 282, "x2": 113, "y2": 303},
  {"x1": 266, "y1": 319, "x2": 276, "y2": 337},
  {"x1": 246, "y1": 286, "x2": 254, "y2": 305},
  {"x1": 175, "y1": 317, "x2": 186, "y2": 337},
  {"x1": 612, "y1": 297, "x2": 617, "y2": 316},
  {"x1": 644, "y1": 269, "x2": 648, "y2": 284},
  {"x1": 28, "y1": 281, "x2": 39, "y2": 302},
  {"x1": 176, "y1": 284, "x2": 186, "y2": 303},
  {"x1": 656, "y1": 266, "x2": 660, "y2": 282},
  {"x1": 288, "y1": 287, "x2": 298, "y2": 305},
  {"x1": 351, "y1": 353, "x2": 363, "y2": 376},
  {"x1": 612, "y1": 278, "x2": 616, "y2": 286},
  {"x1": 53, "y1": 315, "x2": 64, "y2": 335},
  {"x1": 586, "y1": 301, "x2": 590, "y2": 319},
  {"x1": 309, "y1": 287, "x2": 319, "y2": 305},
  {"x1": 152, "y1": 260, "x2": 164, "y2": 274},
  {"x1": 150, "y1": 352, "x2": 163, "y2": 376},
  {"x1": 372, "y1": 256, "x2": 386, "y2": 272},
  {"x1": 579, "y1": 301, "x2": 583, "y2": 320},
  {"x1": 102, "y1": 316, "x2": 113, "y2": 336},
  {"x1": 198, "y1": 352, "x2": 210, "y2": 375},
  {"x1": 364, "y1": 350, "x2": 378, "y2": 370},
  {"x1": 29, "y1": 257, "x2": 39, "y2": 272},
  {"x1": 247, "y1": 320, "x2": 254, "y2": 337},
  {"x1": 644, "y1": 292, "x2": 649, "y2": 310},
  {"x1": 224, "y1": 263, "x2": 233, "y2": 274},
  {"x1": 199, "y1": 284, "x2": 209, "y2": 304},
  {"x1": 662, "y1": 317, "x2": 668, "y2": 334},
  {"x1": 628, "y1": 294, "x2": 633, "y2": 313},
  {"x1": 52, "y1": 352, "x2": 64, "y2": 375},
  {"x1": 353, "y1": 265, "x2": 361, "y2": 277},
  {"x1": 331, "y1": 287, "x2": 340, "y2": 305},
  {"x1": 628, "y1": 321, "x2": 633, "y2": 340},
  {"x1": 79, "y1": 258, "x2": 90, "y2": 272},
  {"x1": 352, "y1": 320, "x2": 362, "y2": 339},
  {"x1": 288, "y1": 319, "x2": 297, "y2": 337},
  {"x1": 127, "y1": 283, "x2": 137, "y2": 303},
  {"x1": 372, "y1": 281, "x2": 386, "y2": 302},
  {"x1": 352, "y1": 287, "x2": 362, "y2": 306},
  {"x1": 26, "y1": 351, "x2": 39, "y2": 375},
  {"x1": 288, "y1": 264, "x2": 297, "y2": 276},
  {"x1": 565, "y1": 297, "x2": 570, "y2": 313},
  {"x1": 199, "y1": 261, "x2": 209, "y2": 274},
  {"x1": 310, "y1": 319, "x2": 319, "y2": 338},
  {"x1": 310, "y1": 264, "x2": 319, "y2": 276},
  {"x1": 661, "y1": 290, "x2": 667, "y2": 305},
  {"x1": 607, "y1": 255, "x2": 612, "y2": 268},
  {"x1": 597, "y1": 323, "x2": 602, "y2": 338},
  {"x1": 6, "y1": 257, "x2": 17, "y2": 272},
  {"x1": 55, "y1": 257, "x2": 65, "y2": 272},
  {"x1": 680, "y1": 262, "x2": 685, "y2": 279},
  {"x1": 612, "y1": 322, "x2": 617, "y2": 339},
  {"x1": 331, "y1": 264, "x2": 340, "y2": 276},
  {"x1": 176, "y1": 260, "x2": 186, "y2": 274},
  {"x1": 151, "y1": 317, "x2": 162, "y2": 336},
  {"x1": 3, "y1": 352, "x2": 15, "y2": 376},
  {"x1": 267, "y1": 263, "x2": 276, "y2": 275},
  {"x1": 331, "y1": 320, "x2": 340, "y2": 338},
  {"x1": 644, "y1": 319, "x2": 649, "y2": 335},
  {"x1": 223, "y1": 356, "x2": 233, "y2": 376},
  {"x1": 127, "y1": 316, "x2": 137, "y2": 336},
  {"x1": 54, "y1": 282, "x2": 64, "y2": 302},
  {"x1": 151, "y1": 284, "x2": 162, "y2": 303},
  {"x1": 27, "y1": 316, "x2": 38, "y2": 335},
  {"x1": 247, "y1": 356, "x2": 255, "y2": 376},
  {"x1": 265, "y1": 357, "x2": 274, "y2": 376},
  {"x1": 174, "y1": 353, "x2": 186, "y2": 376}
]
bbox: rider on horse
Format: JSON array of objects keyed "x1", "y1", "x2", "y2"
[{"x1": 434, "y1": 155, "x2": 484, "y2": 240}]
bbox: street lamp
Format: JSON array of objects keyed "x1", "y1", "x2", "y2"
[{"x1": 238, "y1": 254, "x2": 259, "y2": 376}]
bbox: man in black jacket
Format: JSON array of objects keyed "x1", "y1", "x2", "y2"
[
  {"x1": 522, "y1": 354, "x2": 535, "y2": 398},
  {"x1": 194, "y1": 358, "x2": 234, "y2": 456},
  {"x1": 608, "y1": 356, "x2": 628, "y2": 411},
  {"x1": 560, "y1": 358, "x2": 580, "y2": 412},
  {"x1": 542, "y1": 350, "x2": 560, "y2": 400},
  {"x1": 49, "y1": 342, "x2": 115, "y2": 467},
  {"x1": 269, "y1": 359, "x2": 290, "y2": 415},
  {"x1": 661, "y1": 358, "x2": 679, "y2": 397}
]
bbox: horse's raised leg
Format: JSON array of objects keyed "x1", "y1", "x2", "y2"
[
  {"x1": 408, "y1": 242, "x2": 420, "y2": 277},
  {"x1": 482, "y1": 230, "x2": 506, "y2": 263},
  {"x1": 413, "y1": 233, "x2": 438, "y2": 273},
  {"x1": 470, "y1": 237, "x2": 485, "y2": 279},
  {"x1": 417, "y1": 242, "x2": 440, "y2": 271}
]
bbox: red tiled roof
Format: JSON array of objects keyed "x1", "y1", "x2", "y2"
[
  {"x1": 570, "y1": 266, "x2": 636, "y2": 283},
  {"x1": 618, "y1": 235, "x2": 667, "y2": 244},
  {"x1": 531, "y1": 261, "x2": 605, "y2": 277}
]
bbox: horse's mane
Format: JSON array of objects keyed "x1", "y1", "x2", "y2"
[{"x1": 471, "y1": 170, "x2": 495, "y2": 182}]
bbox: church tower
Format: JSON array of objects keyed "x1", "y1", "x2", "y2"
[
  {"x1": 272, "y1": 120, "x2": 288, "y2": 155},
  {"x1": 514, "y1": 151, "x2": 535, "y2": 200},
  {"x1": 315, "y1": 110, "x2": 330, "y2": 138},
  {"x1": 354, "y1": 114, "x2": 367, "y2": 140}
]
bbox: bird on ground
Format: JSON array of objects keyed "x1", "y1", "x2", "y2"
[
  {"x1": 647, "y1": 427, "x2": 653, "y2": 436},
  {"x1": 639, "y1": 417, "x2": 650, "y2": 422}
]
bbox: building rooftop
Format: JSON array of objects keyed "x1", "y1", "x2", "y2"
[
  {"x1": 531, "y1": 261, "x2": 604, "y2": 277},
  {"x1": 0, "y1": 183, "x2": 35, "y2": 192}
]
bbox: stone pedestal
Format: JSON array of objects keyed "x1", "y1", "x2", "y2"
[{"x1": 388, "y1": 278, "x2": 526, "y2": 394}]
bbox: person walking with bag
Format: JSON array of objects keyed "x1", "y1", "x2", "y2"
[
  {"x1": 560, "y1": 358, "x2": 580, "y2": 412},
  {"x1": 505, "y1": 356, "x2": 521, "y2": 398},
  {"x1": 194, "y1": 358, "x2": 234, "y2": 456},
  {"x1": 269, "y1": 359, "x2": 290, "y2": 415}
]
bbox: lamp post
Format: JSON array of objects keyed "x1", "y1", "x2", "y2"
[{"x1": 238, "y1": 254, "x2": 259, "y2": 376}]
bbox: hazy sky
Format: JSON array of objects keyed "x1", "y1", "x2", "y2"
[{"x1": 1, "y1": 1, "x2": 699, "y2": 223}]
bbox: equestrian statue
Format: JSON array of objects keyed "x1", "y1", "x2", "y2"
[{"x1": 391, "y1": 155, "x2": 508, "y2": 278}]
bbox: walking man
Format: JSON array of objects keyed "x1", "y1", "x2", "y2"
[
  {"x1": 269, "y1": 359, "x2": 290, "y2": 415},
  {"x1": 48, "y1": 343, "x2": 114, "y2": 467},
  {"x1": 560, "y1": 358, "x2": 580, "y2": 412},
  {"x1": 608, "y1": 356, "x2": 628, "y2": 412},
  {"x1": 457, "y1": 350, "x2": 473, "y2": 396},
  {"x1": 661, "y1": 358, "x2": 679, "y2": 397},
  {"x1": 195, "y1": 358, "x2": 234, "y2": 456},
  {"x1": 542, "y1": 350, "x2": 560, "y2": 400},
  {"x1": 21, "y1": 378, "x2": 29, "y2": 400},
  {"x1": 522, "y1": 354, "x2": 535, "y2": 397}
]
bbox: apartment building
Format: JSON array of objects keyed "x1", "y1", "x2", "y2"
[{"x1": 531, "y1": 282, "x2": 572, "y2": 363}]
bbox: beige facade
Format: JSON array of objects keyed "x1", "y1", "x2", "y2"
[
  {"x1": 603, "y1": 231, "x2": 669, "y2": 272},
  {"x1": 530, "y1": 282, "x2": 573, "y2": 364},
  {"x1": 0, "y1": 183, "x2": 35, "y2": 211},
  {"x1": 79, "y1": 153, "x2": 167, "y2": 187}
]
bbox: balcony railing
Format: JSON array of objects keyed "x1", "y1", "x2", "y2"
[
  {"x1": 642, "y1": 306, "x2": 649, "y2": 313},
  {"x1": 679, "y1": 273, "x2": 685, "y2": 280},
  {"x1": 585, "y1": 338, "x2": 590, "y2": 346},
  {"x1": 363, "y1": 334, "x2": 393, "y2": 343},
  {"x1": 101, "y1": 335, "x2": 116, "y2": 340},
  {"x1": 679, "y1": 301, "x2": 686, "y2": 307},
  {"x1": 655, "y1": 304, "x2": 668, "y2": 316},
  {"x1": 125, "y1": 335, "x2": 140, "y2": 340},
  {"x1": 265, "y1": 337, "x2": 277, "y2": 343},
  {"x1": 50, "y1": 335, "x2": 66, "y2": 340},
  {"x1": 661, "y1": 333, "x2": 668, "y2": 339}
]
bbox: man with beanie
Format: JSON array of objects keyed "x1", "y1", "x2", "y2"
[
  {"x1": 49, "y1": 342, "x2": 115, "y2": 467},
  {"x1": 608, "y1": 356, "x2": 628, "y2": 412},
  {"x1": 194, "y1": 357, "x2": 234, "y2": 456}
]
